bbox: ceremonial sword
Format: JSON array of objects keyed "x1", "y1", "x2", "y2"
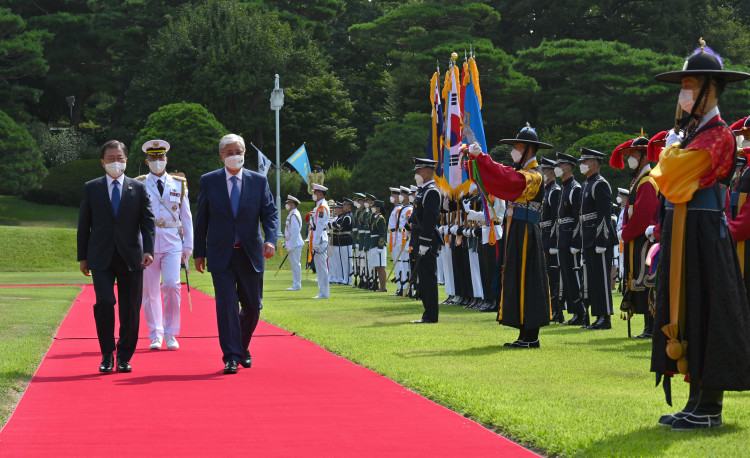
[
  {"x1": 182, "y1": 257, "x2": 193, "y2": 313},
  {"x1": 274, "y1": 251, "x2": 290, "y2": 277}
]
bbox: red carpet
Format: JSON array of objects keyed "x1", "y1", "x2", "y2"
[{"x1": 0, "y1": 285, "x2": 535, "y2": 457}]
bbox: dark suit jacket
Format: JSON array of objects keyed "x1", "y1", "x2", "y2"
[
  {"x1": 77, "y1": 175, "x2": 155, "y2": 271},
  {"x1": 194, "y1": 168, "x2": 278, "y2": 273}
]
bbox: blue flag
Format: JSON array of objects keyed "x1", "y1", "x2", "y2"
[
  {"x1": 462, "y1": 57, "x2": 487, "y2": 155},
  {"x1": 286, "y1": 145, "x2": 311, "y2": 183}
]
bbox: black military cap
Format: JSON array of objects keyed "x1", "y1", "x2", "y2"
[
  {"x1": 579, "y1": 148, "x2": 605, "y2": 161},
  {"x1": 413, "y1": 157, "x2": 438, "y2": 170},
  {"x1": 365, "y1": 193, "x2": 377, "y2": 200},
  {"x1": 555, "y1": 152, "x2": 578, "y2": 165},
  {"x1": 539, "y1": 156, "x2": 556, "y2": 169}
]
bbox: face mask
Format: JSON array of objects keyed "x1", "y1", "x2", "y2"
[
  {"x1": 389, "y1": 196, "x2": 395, "y2": 204},
  {"x1": 104, "y1": 161, "x2": 126, "y2": 178},
  {"x1": 148, "y1": 160, "x2": 166, "y2": 174},
  {"x1": 353, "y1": 201, "x2": 361, "y2": 209},
  {"x1": 224, "y1": 154, "x2": 244, "y2": 170},
  {"x1": 399, "y1": 195, "x2": 405, "y2": 203},
  {"x1": 579, "y1": 163, "x2": 589, "y2": 174},
  {"x1": 678, "y1": 88, "x2": 695, "y2": 113},
  {"x1": 627, "y1": 156, "x2": 639, "y2": 170},
  {"x1": 554, "y1": 166, "x2": 563, "y2": 177},
  {"x1": 409, "y1": 195, "x2": 415, "y2": 203},
  {"x1": 510, "y1": 148, "x2": 523, "y2": 163},
  {"x1": 364, "y1": 202, "x2": 370, "y2": 209},
  {"x1": 285, "y1": 203, "x2": 290, "y2": 211},
  {"x1": 415, "y1": 173, "x2": 424, "y2": 186},
  {"x1": 616, "y1": 196, "x2": 622, "y2": 204}
]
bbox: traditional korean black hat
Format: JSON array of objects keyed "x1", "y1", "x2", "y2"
[
  {"x1": 499, "y1": 123, "x2": 553, "y2": 149},
  {"x1": 555, "y1": 152, "x2": 578, "y2": 166},
  {"x1": 655, "y1": 38, "x2": 750, "y2": 84},
  {"x1": 579, "y1": 148, "x2": 605, "y2": 162}
]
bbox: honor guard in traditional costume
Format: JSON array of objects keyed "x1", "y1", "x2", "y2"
[
  {"x1": 283, "y1": 195, "x2": 304, "y2": 291},
  {"x1": 610, "y1": 136, "x2": 660, "y2": 337},
  {"x1": 466, "y1": 124, "x2": 551, "y2": 348},
  {"x1": 137, "y1": 140, "x2": 193, "y2": 351},
  {"x1": 552, "y1": 152, "x2": 586, "y2": 325},
  {"x1": 370, "y1": 200, "x2": 388, "y2": 292},
  {"x1": 407, "y1": 158, "x2": 442, "y2": 322},
  {"x1": 332, "y1": 199, "x2": 354, "y2": 285},
  {"x1": 575, "y1": 148, "x2": 618, "y2": 330},
  {"x1": 310, "y1": 184, "x2": 330, "y2": 299},
  {"x1": 615, "y1": 188, "x2": 629, "y2": 282},
  {"x1": 650, "y1": 40, "x2": 750, "y2": 430},
  {"x1": 727, "y1": 117, "x2": 750, "y2": 293},
  {"x1": 395, "y1": 186, "x2": 414, "y2": 296},
  {"x1": 539, "y1": 156, "x2": 562, "y2": 323}
]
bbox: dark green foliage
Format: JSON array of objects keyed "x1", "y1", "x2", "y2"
[
  {"x1": 25, "y1": 159, "x2": 102, "y2": 207},
  {"x1": 0, "y1": 110, "x2": 47, "y2": 195},
  {"x1": 130, "y1": 102, "x2": 229, "y2": 201},
  {"x1": 321, "y1": 163, "x2": 352, "y2": 202},
  {"x1": 350, "y1": 112, "x2": 428, "y2": 195},
  {"x1": 267, "y1": 170, "x2": 307, "y2": 203},
  {"x1": 33, "y1": 128, "x2": 97, "y2": 168}
]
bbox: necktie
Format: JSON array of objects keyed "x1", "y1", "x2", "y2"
[
  {"x1": 230, "y1": 176, "x2": 240, "y2": 217},
  {"x1": 112, "y1": 180, "x2": 120, "y2": 216},
  {"x1": 157, "y1": 179, "x2": 164, "y2": 196}
]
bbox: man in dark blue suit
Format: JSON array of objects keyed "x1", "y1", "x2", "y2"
[
  {"x1": 78, "y1": 140, "x2": 155, "y2": 373},
  {"x1": 194, "y1": 134, "x2": 278, "y2": 374}
]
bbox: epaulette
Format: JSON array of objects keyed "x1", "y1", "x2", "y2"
[
  {"x1": 172, "y1": 175, "x2": 186, "y2": 183},
  {"x1": 135, "y1": 175, "x2": 147, "y2": 182}
]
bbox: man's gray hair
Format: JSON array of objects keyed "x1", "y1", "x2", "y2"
[{"x1": 219, "y1": 133, "x2": 246, "y2": 153}]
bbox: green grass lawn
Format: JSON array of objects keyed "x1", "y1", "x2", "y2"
[{"x1": 0, "y1": 196, "x2": 79, "y2": 228}]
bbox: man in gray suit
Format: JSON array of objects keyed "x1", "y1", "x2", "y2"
[{"x1": 78, "y1": 140, "x2": 155, "y2": 373}]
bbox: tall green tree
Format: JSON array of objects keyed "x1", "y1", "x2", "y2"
[
  {"x1": 0, "y1": 7, "x2": 50, "y2": 121},
  {"x1": 133, "y1": 0, "x2": 358, "y2": 167},
  {"x1": 0, "y1": 109, "x2": 47, "y2": 195}
]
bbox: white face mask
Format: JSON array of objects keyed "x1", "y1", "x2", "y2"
[
  {"x1": 399, "y1": 195, "x2": 405, "y2": 203},
  {"x1": 579, "y1": 163, "x2": 589, "y2": 174},
  {"x1": 510, "y1": 148, "x2": 524, "y2": 163},
  {"x1": 285, "y1": 203, "x2": 290, "y2": 211},
  {"x1": 364, "y1": 202, "x2": 370, "y2": 209},
  {"x1": 616, "y1": 196, "x2": 622, "y2": 204},
  {"x1": 389, "y1": 195, "x2": 395, "y2": 204},
  {"x1": 554, "y1": 166, "x2": 563, "y2": 177},
  {"x1": 104, "y1": 161, "x2": 126, "y2": 178},
  {"x1": 627, "y1": 156, "x2": 640, "y2": 170},
  {"x1": 409, "y1": 195, "x2": 415, "y2": 203},
  {"x1": 148, "y1": 159, "x2": 166, "y2": 174},
  {"x1": 223, "y1": 154, "x2": 245, "y2": 170},
  {"x1": 414, "y1": 173, "x2": 424, "y2": 186},
  {"x1": 678, "y1": 88, "x2": 695, "y2": 113},
  {"x1": 353, "y1": 201, "x2": 361, "y2": 209}
]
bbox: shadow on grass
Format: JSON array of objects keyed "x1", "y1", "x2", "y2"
[
  {"x1": 580, "y1": 423, "x2": 740, "y2": 456},
  {"x1": 394, "y1": 344, "x2": 510, "y2": 358}
]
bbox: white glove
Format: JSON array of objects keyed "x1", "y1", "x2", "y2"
[
  {"x1": 462, "y1": 200, "x2": 471, "y2": 213},
  {"x1": 645, "y1": 225, "x2": 656, "y2": 242},
  {"x1": 570, "y1": 247, "x2": 580, "y2": 254},
  {"x1": 419, "y1": 245, "x2": 429, "y2": 256},
  {"x1": 595, "y1": 246, "x2": 607, "y2": 254},
  {"x1": 617, "y1": 230, "x2": 623, "y2": 242},
  {"x1": 182, "y1": 248, "x2": 192, "y2": 262},
  {"x1": 665, "y1": 128, "x2": 683, "y2": 147},
  {"x1": 549, "y1": 248, "x2": 558, "y2": 255},
  {"x1": 450, "y1": 225, "x2": 459, "y2": 235},
  {"x1": 468, "y1": 142, "x2": 482, "y2": 157},
  {"x1": 463, "y1": 228, "x2": 471, "y2": 237}
]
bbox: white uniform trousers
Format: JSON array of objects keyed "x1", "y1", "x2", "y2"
[
  {"x1": 143, "y1": 251, "x2": 182, "y2": 341},
  {"x1": 333, "y1": 245, "x2": 353, "y2": 284},
  {"x1": 396, "y1": 243, "x2": 410, "y2": 289},
  {"x1": 436, "y1": 247, "x2": 444, "y2": 285},
  {"x1": 314, "y1": 244, "x2": 330, "y2": 298},
  {"x1": 329, "y1": 245, "x2": 342, "y2": 283},
  {"x1": 468, "y1": 247, "x2": 483, "y2": 299},
  {"x1": 289, "y1": 245, "x2": 302, "y2": 289}
]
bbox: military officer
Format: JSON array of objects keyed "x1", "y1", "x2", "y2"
[
  {"x1": 137, "y1": 139, "x2": 193, "y2": 351},
  {"x1": 333, "y1": 199, "x2": 354, "y2": 285},
  {"x1": 408, "y1": 158, "x2": 442, "y2": 322},
  {"x1": 283, "y1": 195, "x2": 304, "y2": 291},
  {"x1": 539, "y1": 156, "x2": 562, "y2": 323},
  {"x1": 388, "y1": 187, "x2": 403, "y2": 267},
  {"x1": 576, "y1": 148, "x2": 618, "y2": 330},
  {"x1": 395, "y1": 186, "x2": 413, "y2": 296},
  {"x1": 310, "y1": 184, "x2": 330, "y2": 299},
  {"x1": 370, "y1": 199, "x2": 388, "y2": 291}
]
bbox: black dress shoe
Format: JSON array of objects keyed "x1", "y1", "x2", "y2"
[
  {"x1": 671, "y1": 413, "x2": 723, "y2": 430},
  {"x1": 412, "y1": 318, "x2": 437, "y2": 323},
  {"x1": 99, "y1": 354, "x2": 114, "y2": 373},
  {"x1": 565, "y1": 314, "x2": 583, "y2": 326},
  {"x1": 509, "y1": 340, "x2": 540, "y2": 349},
  {"x1": 240, "y1": 351, "x2": 252, "y2": 369},
  {"x1": 503, "y1": 340, "x2": 521, "y2": 347},
  {"x1": 223, "y1": 360, "x2": 238, "y2": 374},
  {"x1": 116, "y1": 359, "x2": 132, "y2": 373}
]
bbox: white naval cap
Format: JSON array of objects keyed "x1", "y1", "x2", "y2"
[{"x1": 313, "y1": 183, "x2": 328, "y2": 192}]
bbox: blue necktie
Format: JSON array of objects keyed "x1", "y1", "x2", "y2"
[
  {"x1": 112, "y1": 180, "x2": 120, "y2": 216},
  {"x1": 230, "y1": 176, "x2": 240, "y2": 216}
]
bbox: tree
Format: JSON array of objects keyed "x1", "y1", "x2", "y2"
[
  {"x1": 0, "y1": 7, "x2": 50, "y2": 121},
  {"x1": 131, "y1": 102, "x2": 229, "y2": 200},
  {"x1": 0, "y1": 109, "x2": 47, "y2": 195}
]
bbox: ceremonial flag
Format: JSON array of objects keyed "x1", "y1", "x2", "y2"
[
  {"x1": 251, "y1": 142, "x2": 272, "y2": 177},
  {"x1": 462, "y1": 57, "x2": 487, "y2": 155},
  {"x1": 440, "y1": 63, "x2": 466, "y2": 192},
  {"x1": 286, "y1": 144, "x2": 311, "y2": 183},
  {"x1": 426, "y1": 71, "x2": 444, "y2": 178}
]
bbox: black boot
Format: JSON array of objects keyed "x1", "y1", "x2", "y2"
[
  {"x1": 671, "y1": 389, "x2": 724, "y2": 430},
  {"x1": 658, "y1": 383, "x2": 700, "y2": 427},
  {"x1": 504, "y1": 328, "x2": 526, "y2": 347},
  {"x1": 565, "y1": 313, "x2": 583, "y2": 326},
  {"x1": 591, "y1": 315, "x2": 611, "y2": 330}
]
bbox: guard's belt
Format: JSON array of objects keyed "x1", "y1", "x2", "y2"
[
  {"x1": 155, "y1": 219, "x2": 182, "y2": 228},
  {"x1": 557, "y1": 217, "x2": 575, "y2": 225},
  {"x1": 665, "y1": 186, "x2": 725, "y2": 211},
  {"x1": 580, "y1": 212, "x2": 597, "y2": 222},
  {"x1": 510, "y1": 207, "x2": 541, "y2": 224},
  {"x1": 540, "y1": 221, "x2": 553, "y2": 228}
]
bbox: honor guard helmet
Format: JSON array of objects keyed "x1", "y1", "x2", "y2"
[
  {"x1": 610, "y1": 135, "x2": 649, "y2": 169},
  {"x1": 655, "y1": 38, "x2": 750, "y2": 84},
  {"x1": 730, "y1": 116, "x2": 750, "y2": 136}
]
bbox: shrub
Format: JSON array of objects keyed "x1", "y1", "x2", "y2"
[
  {"x1": 35, "y1": 128, "x2": 97, "y2": 167},
  {"x1": 322, "y1": 163, "x2": 352, "y2": 202},
  {"x1": 0, "y1": 110, "x2": 47, "y2": 195},
  {"x1": 25, "y1": 159, "x2": 103, "y2": 207},
  {"x1": 268, "y1": 170, "x2": 307, "y2": 202}
]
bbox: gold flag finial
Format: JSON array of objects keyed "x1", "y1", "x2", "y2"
[
  {"x1": 640, "y1": 127, "x2": 644, "y2": 138},
  {"x1": 526, "y1": 121, "x2": 531, "y2": 128},
  {"x1": 699, "y1": 37, "x2": 706, "y2": 51}
]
